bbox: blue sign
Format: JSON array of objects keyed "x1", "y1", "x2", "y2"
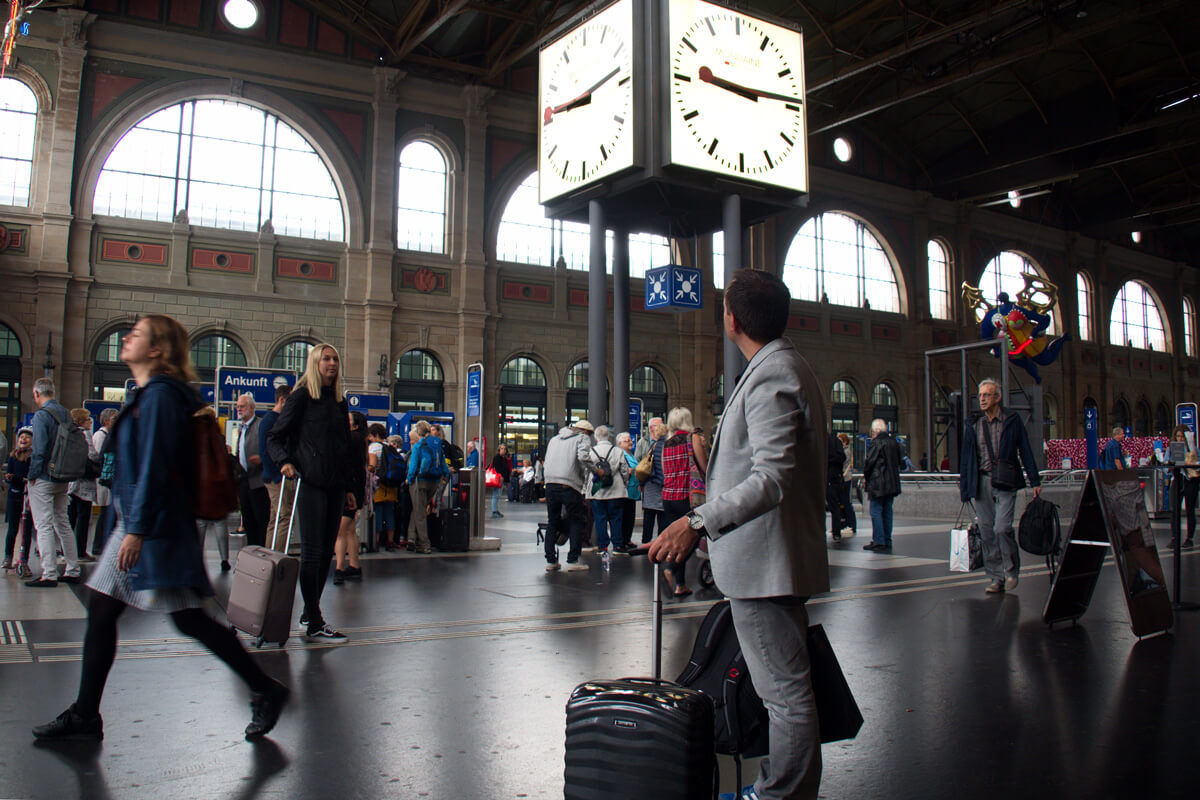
[
  {"x1": 1177, "y1": 403, "x2": 1196, "y2": 437},
  {"x1": 200, "y1": 385, "x2": 215, "y2": 403},
  {"x1": 125, "y1": 378, "x2": 138, "y2": 396},
  {"x1": 387, "y1": 411, "x2": 455, "y2": 452},
  {"x1": 215, "y1": 367, "x2": 296, "y2": 407},
  {"x1": 1084, "y1": 406, "x2": 1099, "y2": 469},
  {"x1": 645, "y1": 264, "x2": 703, "y2": 311},
  {"x1": 83, "y1": 400, "x2": 121, "y2": 433},
  {"x1": 467, "y1": 371, "x2": 482, "y2": 418},
  {"x1": 628, "y1": 399, "x2": 643, "y2": 439},
  {"x1": 347, "y1": 392, "x2": 391, "y2": 422}
]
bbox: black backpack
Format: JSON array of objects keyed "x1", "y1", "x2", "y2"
[
  {"x1": 1018, "y1": 496, "x2": 1062, "y2": 572},
  {"x1": 676, "y1": 601, "x2": 769, "y2": 764},
  {"x1": 378, "y1": 444, "x2": 407, "y2": 487},
  {"x1": 589, "y1": 446, "x2": 616, "y2": 492}
]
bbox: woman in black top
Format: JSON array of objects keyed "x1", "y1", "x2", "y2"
[
  {"x1": 267, "y1": 343, "x2": 356, "y2": 643},
  {"x1": 333, "y1": 411, "x2": 369, "y2": 583},
  {"x1": 4, "y1": 427, "x2": 35, "y2": 573},
  {"x1": 490, "y1": 444, "x2": 512, "y2": 518}
]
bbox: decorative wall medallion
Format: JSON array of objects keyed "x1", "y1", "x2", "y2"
[
  {"x1": 277, "y1": 256, "x2": 336, "y2": 282},
  {"x1": 191, "y1": 247, "x2": 254, "y2": 274},
  {"x1": 414, "y1": 267, "x2": 438, "y2": 293},
  {"x1": 99, "y1": 237, "x2": 168, "y2": 266},
  {"x1": 0, "y1": 222, "x2": 28, "y2": 254},
  {"x1": 503, "y1": 281, "x2": 552, "y2": 303},
  {"x1": 399, "y1": 266, "x2": 449, "y2": 294}
]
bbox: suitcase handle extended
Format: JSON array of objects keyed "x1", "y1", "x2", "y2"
[
  {"x1": 273, "y1": 474, "x2": 302, "y2": 553},
  {"x1": 627, "y1": 546, "x2": 663, "y2": 681}
]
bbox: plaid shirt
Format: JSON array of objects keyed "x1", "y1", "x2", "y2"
[
  {"x1": 976, "y1": 410, "x2": 1005, "y2": 472},
  {"x1": 661, "y1": 431, "x2": 694, "y2": 501}
]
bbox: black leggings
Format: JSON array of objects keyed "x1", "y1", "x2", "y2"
[
  {"x1": 662, "y1": 499, "x2": 693, "y2": 586},
  {"x1": 76, "y1": 590, "x2": 271, "y2": 718},
  {"x1": 296, "y1": 483, "x2": 343, "y2": 631},
  {"x1": 5, "y1": 491, "x2": 33, "y2": 561},
  {"x1": 642, "y1": 506, "x2": 664, "y2": 544}
]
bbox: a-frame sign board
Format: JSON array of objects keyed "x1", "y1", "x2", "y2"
[{"x1": 1044, "y1": 470, "x2": 1174, "y2": 637}]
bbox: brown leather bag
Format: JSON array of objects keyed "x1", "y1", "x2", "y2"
[{"x1": 192, "y1": 411, "x2": 239, "y2": 521}]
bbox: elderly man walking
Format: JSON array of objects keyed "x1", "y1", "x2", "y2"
[
  {"x1": 234, "y1": 393, "x2": 270, "y2": 547},
  {"x1": 25, "y1": 378, "x2": 83, "y2": 587},
  {"x1": 542, "y1": 419, "x2": 595, "y2": 572}
]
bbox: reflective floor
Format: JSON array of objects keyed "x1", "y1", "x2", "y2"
[{"x1": 2, "y1": 498, "x2": 1199, "y2": 799}]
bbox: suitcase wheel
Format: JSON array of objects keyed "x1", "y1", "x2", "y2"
[{"x1": 699, "y1": 561, "x2": 714, "y2": 590}]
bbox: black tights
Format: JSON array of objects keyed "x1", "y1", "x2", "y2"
[
  {"x1": 76, "y1": 590, "x2": 271, "y2": 718},
  {"x1": 296, "y1": 483, "x2": 343, "y2": 631}
]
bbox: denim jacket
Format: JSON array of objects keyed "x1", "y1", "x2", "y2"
[
  {"x1": 113, "y1": 375, "x2": 213, "y2": 596},
  {"x1": 29, "y1": 399, "x2": 69, "y2": 482}
]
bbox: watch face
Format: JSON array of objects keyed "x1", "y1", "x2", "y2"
[
  {"x1": 538, "y1": 0, "x2": 636, "y2": 205},
  {"x1": 668, "y1": 0, "x2": 807, "y2": 192}
]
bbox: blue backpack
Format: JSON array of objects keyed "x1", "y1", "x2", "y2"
[
  {"x1": 415, "y1": 437, "x2": 445, "y2": 481},
  {"x1": 379, "y1": 444, "x2": 407, "y2": 487}
]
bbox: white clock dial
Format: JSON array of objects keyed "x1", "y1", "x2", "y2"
[
  {"x1": 538, "y1": 0, "x2": 636, "y2": 205},
  {"x1": 668, "y1": 0, "x2": 807, "y2": 192}
]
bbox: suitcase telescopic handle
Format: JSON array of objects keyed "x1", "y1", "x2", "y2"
[
  {"x1": 627, "y1": 546, "x2": 663, "y2": 681},
  {"x1": 274, "y1": 474, "x2": 301, "y2": 553}
]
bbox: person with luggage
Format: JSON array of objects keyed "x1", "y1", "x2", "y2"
[
  {"x1": 258, "y1": 384, "x2": 295, "y2": 553},
  {"x1": 367, "y1": 423, "x2": 401, "y2": 551},
  {"x1": 234, "y1": 393, "x2": 270, "y2": 548},
  {"x1": 489, "y1": 444, "x2": 512, "y2": 518},
  {"x1": 958, "y1": 377, "x2": 1042, "y2": 594},
  {"x1": 266, "y1": 343, "x2": 358, "y2": 643},
  {"x1": 861, "y1": 419, "x2": 902, "y2": 553},
  {"x1": 25, "y1": 377, "x2": 83, "y2": 587},
  {"x1": 542, "y1": 420, "x2": 595, "y2": 572},
  {"x1": 4, "y1": 427, "x2": 35, "y2": 575},
  {"x1": 406, "y1": 420, "x2": 449, "y2": 554},
  {"x1": 649, "y1": 268, "x2": 830, "y2": 800},
  {"x1": 32, "y1": 314, "x2": 289, "y2": 742},
  {"x1": 333, "y1": 411, "x2": 368, "y2": 584}
]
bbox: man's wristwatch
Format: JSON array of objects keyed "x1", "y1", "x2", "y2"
[{"x1": 687, "y1": 510, "x2": 707, "y2": 535}]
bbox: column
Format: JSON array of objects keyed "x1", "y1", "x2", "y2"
[
  {"x1": 612, "y1": 226, "x2": 629, "y2": 435},
  {"x1": 588, "y1": 201, "x2": 608, "y2": 425},
  {"x1": 723, "y1": 194, "x2": 746, "y2": 397}
]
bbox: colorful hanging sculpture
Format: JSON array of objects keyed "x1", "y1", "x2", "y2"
[
  {"x1": 2, "y1": 0, "x2": 45, "y2": 79},
  {"x1": 962, "y1": 272, "x2": 1069, "y2": 384}
]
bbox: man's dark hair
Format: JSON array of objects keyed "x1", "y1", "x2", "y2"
[
  {"x1": 275, "y1": 383, "x2": 292, "y2": 402},
  {"x1": 724, "y1": 268, "x2": 791, "y2": 343},
  {"x1": 367, "y1": 422, "x2": 387, "y2": 439}
]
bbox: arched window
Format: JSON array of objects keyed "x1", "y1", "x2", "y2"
[
  {"x1": 495, "y1": 172, "x2": 669, "y2": 277},
  {"x1": 1184, "y1": 297, "x2": 1196, "y2": 358},
  {"x1": 499, "y1": 356, "x2": 548, "y2": 458},
  {"x1": 1076, "y1": 272, "x2": 1093, "y2": 341},
  {"x1": 927, "y1": 240, "x2": 951, "y2": 319},
  {"x1": 0, "y1": 78, "x2": 38, "y2": 207},
  {"x1": 1110, "y1": 280, "x2": 1166, "y2": 351},
  {"x1": 397, "y1": 141, "x2": 447, "y2": 253},
  {"x1": 565, "y1": 360, "x2": 609, "y2": 423},
  {"x1": 0, "y1": 323, "x2": 22, "y2": 440},
  {"x1": 977, "y1": 251, "x2": 1058, "y2": 334},
  {"x1": 393, "y1": 349, "x2": 444, "y2": 412},
  {"x1": 1111, "y1": 398, "x2": 1130, "y2": 433},
  {"x1": 190, "y1": 334, "x2": 247, "y2": 383},
  {"x1": 1135, "y1": 400, "x2": 1151, "y2": 437},
  {"x1": 91, "y1": 328, "x2": 132, "y2": 400},
  {"x1": 1044, "y1": 394, "x2": 1059, "y2": 438},
  {"x1": 872, "y1": 382, "x2": 898, "y2": 431},
  {"x1": 269, "y1": 340, "x2": 313, "y2": 373},
  {"x1": 783, "y1": 212, "x2": 901, "y2": 313},
  {"x1": 830, "y1": 380, "x2": 859, "y2": 436},
  {"x1": 1156, "y1": 402, "x2": 1171, "y2": 436},
  {"x1": 629, "y1": 365, "x2": 669, "y2": 423},
  {"x1": 94, "y1": 99, "x2": 344, "y2": 241}
]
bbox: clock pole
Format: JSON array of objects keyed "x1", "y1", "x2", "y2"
[
  {"x1": 613, "y1": 225, "x2": 630, "y2": 436},
  {"x1": 589, "y1": 199, "x2": 609, "y2": 426},
  {"x1": 723, "y1": 193, "x2": 748, "y2": 397}
]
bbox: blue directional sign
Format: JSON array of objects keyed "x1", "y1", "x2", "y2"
[
  {"x1": 645, "y1": 264, "x2": 703, "y2": 311},
  {"x1": 83, "y1": 400, "x2": 121, "y2": 433},
  {"x1": 467, "y1": 370, "x2": 482, "y2": 418},
  {"x1": 347, "y1": 392, "x2": 391, "y2": 422},
  {"x1": 215, "y1": 367, "x2": 296, "y2": 407},
  {"x1": 1177, "y1": 403, "x2": 1196, "y2": 435},
  {"x1": 628, "y1": 398, "x2": 643, "y2": 439},
  {"x1": 1084, "y1": 405, "x2": 1099, "y2": 469}
]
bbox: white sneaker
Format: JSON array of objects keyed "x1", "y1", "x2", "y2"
[
  {"x1": 840, "y1": 527, "x2": 855, "y2": 537},
  {"x1": 566, "y1": 563, "x2": 588, "y2": 572},
  {"x1": 545, "y1": 562, "x2": 561, "y2": 572}
]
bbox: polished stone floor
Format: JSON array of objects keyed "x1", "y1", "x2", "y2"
[{"x1": 2, "y1": 497, "x2": 1199, "y2": 800}]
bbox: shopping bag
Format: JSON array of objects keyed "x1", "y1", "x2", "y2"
[
  {"x1": 950, "y1": 528, "x2": 972, "y2": 573},
  {"x1": 484, "y1": 468, "x2": 502, "y2": 489}
]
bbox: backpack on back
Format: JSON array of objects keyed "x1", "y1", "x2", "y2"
[
  {"x1": 379, "y1": 444, "x2": 407, "y2": 487},
  {"x1": 589, "y1": 446, "x2": 616, "y2": 492},
  {"x1": 193, "y1": 410, "x2": 240, "y2": 521},
  {"x1": 1018, "y1": 496, "x2": 1062, "y2": 571},
  {"x1": 43, "y1": 405, "x2": 90, "y2": 482},
  {"x1": 416, "y1": 437, "x2": 445, "y2": 481}
]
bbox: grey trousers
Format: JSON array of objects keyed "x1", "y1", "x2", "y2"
[
  {"x1": 974, "y1": 483, "x2": 1020, "y2": 581},
  {"x1": 729, "y1": 596, "x2": 821, "y2": 800},
  {"x1": 29, "y1": 479, "x2": 80, "y2": 581}
]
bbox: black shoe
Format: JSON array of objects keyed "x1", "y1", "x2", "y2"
[
  {"x1": 832, "y1": 533, "x2": 842, "y2": 542},
  {"x1": 1185, "y1": 539, "x2": 1196, "y2": 550},
  {"x1": 221, "y1": 560, "x2": 232, "y2": 572},
  {"x1": 299, "y1": 612, "x2": 309, "y2": 628},
  {"x1": 58, "y1": 575, "x2": 82, "y2": 585},
  {"x1": 25, "y1": 578, "x2": 58, "y2": 587},
  {"x1": 333, "y1": 569, "x2": 345, "y2": 586},
  {"x1": 245, "y1": 681, "x2": 289, "y2": 740},
  {"x1": 32, "y1": 705, "x2": 103, "y2": 741},
  {"x1": 344, "y1": 566, "x2": 362, "y2": 580},
  {"x1": 863, "y1": 543, "x2": 879, "y2": 551},
  {"x1": 873, "y1": 545, "x2": 893, "y2": 553}
]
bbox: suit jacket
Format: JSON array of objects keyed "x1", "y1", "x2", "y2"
[
  {"x1": 238, "y1": 415, "x2": 265, "y2": 490},
  {"x1": 698, "y1": 338, "x2": 830, "y2": 600}
]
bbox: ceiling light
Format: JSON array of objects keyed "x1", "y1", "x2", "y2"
[
  {"x1": 222, "y1": 0, "x2": 259, "y2": 30},
  {"x1": 1131, "y1": 231, "x2": 1142, "y2": 244},
  {"x1": 1008, "y1": 190, "x2": 1021, "y2": 208},
  {"x1": 833, "y1": 137, "x2": 853, "y2": 163}
]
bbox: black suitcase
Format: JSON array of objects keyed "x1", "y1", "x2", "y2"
[
  {"x1": 439, "y1": 508, "x2": 468, "y2": 552},
  {"x1": 564, "y1": 558, "x2": 717, "y2": 799},
  {"x1": 425, "y1": 512, "x2": 443, "y2": 551}
]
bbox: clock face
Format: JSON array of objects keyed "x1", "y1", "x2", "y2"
[
  {"x1": 667, "y1": 0, "x2": 807, "y2": 192},
  {"x1": 538, "y1": 0, "x2": 636, "y2": 205}
]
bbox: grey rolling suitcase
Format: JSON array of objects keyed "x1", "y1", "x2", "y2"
[{"x1": 228, "y1": 476, "x2": 301, "y2": 648}]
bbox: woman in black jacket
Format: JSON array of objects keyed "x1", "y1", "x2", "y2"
[
  {"x1": 862, "y1": 419, "x2": 902, "y2": 552},
  {"x1": 490, "y1": 444, "x2": 512, "y2": 518},
  {"x1": 267, "y1": 344, "x2": 356, "y2": 643}
]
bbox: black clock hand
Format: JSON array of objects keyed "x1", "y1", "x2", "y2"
[
  {"x1": 544, "y1": 66, "x2": 622, "y2": 124},
  {"x1": 698, "y1": 66, "x2": 803, "y2": 105}
]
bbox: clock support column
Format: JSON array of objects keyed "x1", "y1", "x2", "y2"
[
  {"x1": 589, "y1": 200, "x2": 609, "y2": 425},
  {"x1": 724, "y1": 193, "x2": 748, "y2": 393},
  {"x1": 613, "y1": 226, "x2": 630, "y2": 435}
]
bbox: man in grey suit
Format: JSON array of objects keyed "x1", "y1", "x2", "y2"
[
  {"x1": 235, "y1": 393, "x2": 270, "y2": 548},
  {"x1": 650, "y1": 268, "x2": 828, "y2": 800}
]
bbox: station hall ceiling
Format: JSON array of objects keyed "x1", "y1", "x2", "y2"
[{"x1": 56, "y1": 1, "x2": 1200, "y2": 262}]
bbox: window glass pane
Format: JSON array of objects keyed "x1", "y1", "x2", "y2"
[
  {"x1": 0, "y1": 324, "x2": 21, "y2": 357},
  {"x1": 713, "y1": 231, "x2": 725, "y2": 290},
  {"x1": 190, "y1": 335, "x2": 247, "y2": 369},
  {"x1": 0, "y1": 78, "x2": 39, "y2": 206},
  {"x1": 1076, "y1": 273, "x2": 1092, "y2": 341},
  {"x1": 397, "y1": 141, "x2": 447, "y2": 253},
  {"x1": 872, "y1": 383, "x2": 896, "y2": 406},
  {"x1": 269, "y1": 340, "x2": 313, "y2": 373},
  {"x1": 630, "y1": 366, "x2": 666, "y2": 394},
  {"x1": 782, "y1": 213, "x2": 900, "y2": 311},
  {"x1": 567, "y1": 361, "x2": 589, "y2": 390},
  {"x1": 831, "y1": 381, "x2": 857, "y2": 404},
  {"x1": 1184, "y1": 298, "x2": 1195, "y2": 358},
  {"x1": 93, "y1": 329, "x2": 131, "y2": 363},
  {"x1": 928, "y1": 240, "x2": 950, "y2": 319},
  {"x1": 500, "y1": 356, "x2": 546, "y2": 387},
  {"x1": 1110, "y1": 281, "x2": 1166, "y2": 351},
  {"x1": 94, "y1": 99, "x2": 344, "y2": 241},
  {"x1": 396, "y1": 349, "x2": 443, "y2": 382}
]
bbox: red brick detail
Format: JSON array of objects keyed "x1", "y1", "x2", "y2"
[
  {"x1": 127, "y1": 0, "x2": 159, "y2": 20},
  {"x1": 277, "y1": 257, "x2": 335, "y2": 282},
  {"x1": 167, "y1": 0, "x2": 202, "y2": 27},
  {"x1": 353, "y1": 41, "x2": 375, "y2": 62},
  {"x1": 569, "y1": 289, "x2": 611, "y2": 307},
  {"x1": 787, "y1": 315, "x2": 819, "y2": 332},
  {"x1": 491, "y1": 139, "x2": 526, "y2": 180},
  {"x1": 1111, "y1": 354, "x2": 1127, "y2": 368},
  {"x1": 872, "y1": 324, "x2": 900, "y2": 341},
  {"x1": 0, "y1": 226, "x2": 25, "y2": 253},
  {"x1": 503, "y1": 281, "x2": 551, "y2": 303},
  {"x1": 191, "y1": 249, "x2": 253, "y2": 274},
  {"x1": 100, "y1": 239, "x2": 167, "y2": 265},
  {"x1": 831, "y1": 319, "x2": 861, "y2": 336},
  {"x1": 92, "y1": 74, "x2": 145, "y2": 121},
  {"x1": 279, "y1": 0, "x2": 310, "y2": 48},
  {"x1": 316, "y1": 21, "x2": 345, "y2": 55},
  {"x1": 1133, "y1": 357, "x2": 1148, "y2": 371},
  {"x1": 320, "y1": 109, "x2": 364, "y2": 160}
]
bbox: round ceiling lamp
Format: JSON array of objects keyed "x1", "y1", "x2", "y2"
[
  {"x1": 222, "y1": 0, "x2": 260, "y2": 30},
  {"x1": 833, "y1": 136, "x2": 853, "y2": 163}
]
